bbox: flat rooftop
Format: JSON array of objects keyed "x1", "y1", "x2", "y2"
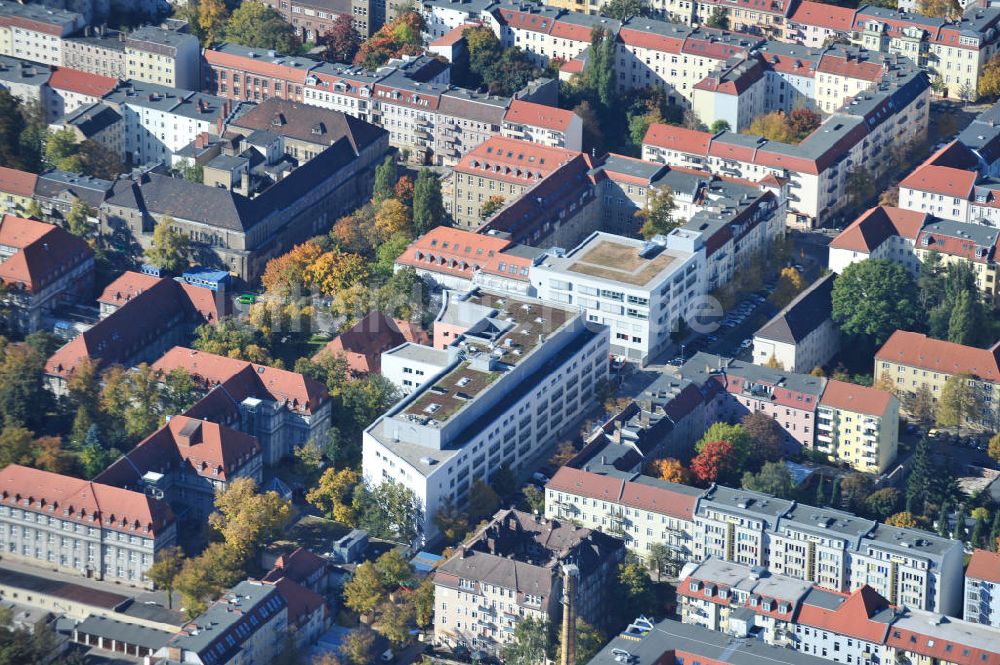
[
  {"x1": 546, "y1": 233, "x2": 692, "y2": 288},
  {"x1": 402, "y1": 291, "x2": 571, "y2": 421}
]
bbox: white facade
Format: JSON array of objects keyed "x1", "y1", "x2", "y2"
[
  {"x1": 752, "y1": 319, "x2": 839, "y2": 373},
  {"x1": 965, "y1": 568, "x2": 1000, "y2": 628},
  {"x1": 530, "y1": 231, "x2": 705, "y2": 364},
  {"x1": 363, "y1": 293, "x2": 609, "y2": 542},
  {"x1": 380, "y1": 343, "x2": 454, "y2": 395}
]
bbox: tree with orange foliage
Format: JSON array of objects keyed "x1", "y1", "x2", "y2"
[
  {"x1": 354, "y1": 12, "x2": 424, "y2": 69},
  {"x1": 394, "y1": 176, "x2": 414, "y2": 207},
  {"x1": 647, "y1": 457, "x2": 689, "y2": 484},
  {"x1": 374, "y1": 198, "x2": 412, "y2": 242},
  {"x1": 33, "y1": 436, "x2": 74, "y2": 474},
  {"x1": 304, "y1": 247, "x2": 370, "y2": 296},
  {"x1": 886, "y1": 512, "x2": 918, "y2": 528},
  {"x1": 261, "y1": 240, "x2": 325, "y2": 296},
  {"x1": 690, "y1": 440, "x2": 738, "y2": 486}
]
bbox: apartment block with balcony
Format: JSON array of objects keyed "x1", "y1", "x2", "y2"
[
  {"x1": 816, "y1": 380, "x2": 899, "y2": 474},
  {"x1": 964, "y1": 549, "x2": 1000, "y2": 628}
]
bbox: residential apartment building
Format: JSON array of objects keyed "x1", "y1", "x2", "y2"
[
  {"x1": 545, "y1": 466, "x2": 964, "y2": 614},
  {"x1": 915, "y1": 219, "x2": 999, "y2": 304},
  {"x1": 61, "y1": 26, "x2": 126, "y2": 79},
  {"x1": 531, "y1": 231, "x2": 705, "y2": 364},
  {"x1": 47, "y1": 66, "x2": 117, "y2": 122},
  {"x1": 263, "y1": 0, "x2": 378, "y2": 40},
  {"x1": 0, "y1": 1, "x2": 85, "y2": 66},
  {"x1": 642, "y1": 62, "x2": 930, "y2": 228},
  {"x1": 204, "y1": 42, "x2": 317, "y2": 104},
  {"x1": 545, "y1": 466, "x2": 701, "y2": 562},
  {"x1": 965, "y1": 549, "x2": 1000, "y2": 628},
  {"x1": 875, "y1": 331, "x2": 1000, "y2": 429},
  {"x1": 100, "y1": 81, "x2": 233, "y2": 166},
  {"x1": 816, "y1": 379, "x2": 900, "y2": 474},
  {"x1": 753, "y1": 272, "x2": 840, "y2": 373},
  {"x1": 150, "y1": 346, "x2": 331, "y2": 467},
  {"x1": 432, "y1": 509, "x2": 624, "y2": 656},
  {"x1": 95, "y1": 415, "x2": 263, "y2": 520},
  {"x1": 0, "y1": 464, "x2": 176, "y2": 587},
  {"x1": 494, "y1": 1, "x2": 618, "y2": 67},
  {"x1": 124, "y1": 26, "x2": 200, "y2": 90},
  {"x1": 676, "y1": 557, "x2": 1000, "y2": 665},
  {"x1": 500, "y1": 99, "x2": 582, "y2": 151},
  {"x1": 827, "y1": 206, "x2": 926, "y2": 275},
  {"x1": 0, "y1": 166, "x2": 36, "y2": 215},
  {"x1": 786, "y1": 1, "x2": 856, "y2": 49},
  {"x1": 0, "y1": 54, "x2": 51, "y2": 109},
  {"x1": 0, "y1": 213, "x2": 94, "y2": 333},
  {"x1": 450, "y1": 137, "x2": 585, "y2": 227},
  {"x1": 362, "y1": 289, "x2": 610, "y2": 542},
  {"x1": 155, "y1": 581, "x2": 288, "y2": 665}
]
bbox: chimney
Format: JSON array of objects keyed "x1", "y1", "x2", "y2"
[
  {"x1": 560, "y1": 564, "x2": 579, "y2": 665},
  {"x1": 216, "y1": 116, "x2": 224, "y2": 135}
]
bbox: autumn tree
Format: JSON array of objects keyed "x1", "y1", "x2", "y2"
[
  {"x1": 980, "y1": 52, "x2": 1000, "y2": 98},
  {"x1": 770, "y1": 266, "x2": 806, "y2": 308},
  {"x1": 988, "y1": 432, "x2": 1000, "y2": 464},
  {"x1": 741, "y1": 411, "x2": 784, "y2": 462},
  {"x1": 374, "y1": 198, "x2": 412, "y2": 241},
  {"x1": 376, "y1": 599, "x2": 414, "y2": 647},
  {"x1": 321, "y1": 15, "x2": 363, "y2": 63},
  {"x1": 523, "y1": 484, "x2": 546, "y2": 515},
  {"x1": 468, "y1": 478, "x2": 501, "y2": 519},
  {"x1": 412, "y1": 578, "x2": 435, "y2": 628},
  {"x1": 145, "y1": 218, "x2": 192, "y2": 274},
  {"x1": 0, "y1": 426, "x2": 33, "y2": 468},
  {"x1": 746, "y1": 111, "x2": 794, "y2": 143},
  {"x1": 208, "y1": 478, "x2": 292, "y2": 560},
  {"x1": 175, "y1": 542, "x2": 245, "y2": 618},
  {"x1": 907, "y1": 384, "x2": 936, "y2": 428},
  {"x1": 696, "y1": 422, "x2": 753, "y2": 468},
  {"x1": 354, "y1": 12, "x2": 424, "y2": 70},
  {"x1": 637, "y1": 186, "x2": 677, "y2": 239},
  {"x1": 225, "y1": 1, "x2": 300, "y2": 52},
  {"x1": 691, "y1": 440, "x2": 739, "y2": 486},
  {"x1": 480, "y1": 195, "x2": 506, "y2": 220},
  {"x1": 340, "y1": 628, "x2": 377, "y2": 665},
  {"x1": 648, "y1": 457, "x2": 689, "y2": 483},
  {"x1": 147, "y1": 546, "x2": 184, "y2": 609},
  {"x1": 262, "y1": 240, "x2": 325, "y2": 296},
  {"x1": 886, "y1": 511, "x2": 918, "y2": 528},
  {"x1": 433, "y1": 498, "x2": 469, "y2": 543},
  {"x1": 65, "y1": 199, "x2": 96, "y2": 239},
  {"x1": 375, "y1": 548, "x2": 414, "y2": 589},
  {"x1": 307, "y1": 467, "x2": 360, "y2": 524},
  {"x1": 918, "y1": 0, "x2": 961, "y2": 19},
  {"x1": 786, "y1": 107, "x2": 821, "y2": 141}
]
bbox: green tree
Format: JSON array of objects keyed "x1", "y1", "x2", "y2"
[
  {"x1": 469, "y1": 478, "x2": 501, "y2": 519},
  {"x1": 373, "y1": 155, "x2": 397, "y2": 202},
  {"x1": 741, "y1": 461, "x2": 794, "y2": 498},
  {"x1": 175, "y1": 542, "x2": 245, "y2": 618},
  {"x1": 584, "y1": 28, "x2": 616, "y2": 108},
  {"x1": 602, "y1": 0, "x2": 646, "y2": 21},
  {"x1": 147, "y1": 546, "x2": 184, "y2": 609},
  {"x1": 523, "y1": 484, "x2": 546, "y2": 515},
  {"x1": 936, "y1": 373, "x2": 981, "y2": 436},
  {"x1": 616, "y1": 561, "x2": 655, "y2": 618},
  {"x1": 64, "y1": 199, "x2": 95, "y2": 238},
  {"x1": 44, "y1": 127, "x2": 82, "y2": 172},
  {"x1": 225, "y1": 0, "x2": 300, "y2": 53},
  {"x1": 145, "y1": 218, "x2": 192, "y2": 274},
  {"x1": 864, "y1": 488, "x2": 901, "y2": 520},
  {"x1": 636, "y1": 186, "x2": 677, "y2": 239},
  {"x1": 709, "y1": 119, "x2": 731, "y2": 134},
  {"x1": 832, "y1": 259, "x2": 920, "y2": 349},
  {"x1": 0, "y1": 426, "x2": 33, "y2": 468},
  {"x1": 947, "y1": 289, "x2": 978, "y2": 345},
  {"x1": 0, "y1": 342, "x2": 50, "y2": 431},
  {"x1": 937, "y1": 499, "x2": 950, "y2": 537},
  {"x1": 557, "y1": 618, "x2": 605, "y2": 665},
  {"x1": 355, "y1": 480, "x2": 422, "y2": 543},
  {"x1": 0, "y1": 89, "x2": 29, "y2": 170},
  {"x1": 705, "y1": 6, "x2": 729, "y2": 28},
  {"x1": 491, "y1": 462, "x2": 517, "y2": 499},
  {"x1": 989, "y1": 432, "x2": 1000, "y2": 464},
  {"x1": 163, "y1": 368, "x2": 200, "y2": 415},
  {"x1": 646, "y1": 542, "x2": 678, "y2": 581},
  {"x1": 374, "y1": 548, "x2": 414, "y2": 589},
  {"x1": 480, "y1": 195, "x2": 506, "y2": 220},
  {"x1": 412, "y1": 169, "x2": 445, "y2": 234},
  {"x1": 433, "y1": 498, "x2": 469, "y2": 543},
  {"x1": 696, "y1": 422, "x2": 752, "y2": 467},
  {"x1": 343, "y1": 562, "x2": 387, "y2": 616},
  {"x1": 905, "y1": 436, "x2": 933, "y2": 515},
  {"x1": 503, "y1": 616, "x2": 550, "y2": 665},
  {"x1": 845, "y1": 166, "x2": 876, "y2": 209},
  {"x1": 953, "y1": 504, "x2": 968, "y2": 540},
  {"x1": 413, "y1": 578, "x2": 436, "y2": 628}
]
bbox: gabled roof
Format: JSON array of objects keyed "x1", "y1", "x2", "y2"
[
  {"x1": 0, "y1": 166, "x2": 37, "y2": 198},
  {"x1": 755, "y1": 272, "x2": 834, "y2": 345},
  {"x1": 0, "y1": 214, "x2": 93, "y2": 294},
  {"x1": 829, "y1": 206, "x2": 926, "y2": 254},
  {"x1": 899, "y1": 164, "x2": 978, "y2": 199},
  {"x1": 151, "y1": 346, "x2": 328, "y2": 415},
  {"x1": 789, "y1": 1, "x2": 856, "y2": 32},
  {"x1": 311, "y1": 311, "x2": 425, "y2": 374},
  {"x1": 228, "y1": 98, "x2": 386, "y2": 153},
  {"x1": 97, "y1": 270, "x2": 164, "y2": 308},
  {"x1": 797, "y1": 586, "x2": 893, "y2": 644},
  {"x1": 547, "y1": 466, "x2": 701, "y2": 521},
  {"x1": 966, "y1": 548, "x2": 1000, "y2": 584},
  {"x1": 503, "y1": 99, "x2": 575, "y2": 133},
  {"x1": 820, "y1": 379, "x2": 894, "y2": 417},
  {"x1": 48, "y1": 67, "x2": 117, "y2": 98},
  {"x1": 875, "y1": 331, "x2": 1000, "y2": 382},
  {"x1": 0, "y1": 464, "x2": 173, "y2": 536},
  {"x1": 96, "y1": 415, "x2": 261, "y2": 488},
  {"x1": 263, "y1": 547, "x2": 328, "y2": 585}
]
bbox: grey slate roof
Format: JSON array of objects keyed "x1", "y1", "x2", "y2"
[
  {"x1": 61, "y1": 102, "x2": 122, "y2": 138},
  {"x1": 106, "y1": 173, "x2": 253, "y2": 231},
  {"x1": 0, "y1": 55, "x2": 51, "y2": 86},
  {"x1": 74, "y1": 615, "x2": 172, "y2": 650},
  {"x1": 229, "y1": 98, "x2": 386, "y2": 152},
  {"x1": 755, "y1": 272, "x2": 835, "y2": 345}
]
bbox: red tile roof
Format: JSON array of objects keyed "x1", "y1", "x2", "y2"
[
  {"x1": 97, "y1": 270, "x2": 163, "y2": 308},
  {"x1": 96, "y1": 416, "x2": 261, "y2": 488},
  {"x1": 798, "y1": 586, "x2": 893, "y2": 644},
  {"x1": 204, "y1": 48, "x2": 314, "y2": 84},
  {"x1": 643, "y1": 123, "x2": 712, "y2": 155},
  {"x1": 455, "y1": 136, "x2": 578, "y2": 185},
  {"x1": 396, "y1": 226, "x2": 533, "y2": 284},
  {"x1": 829, "y1": 206, "x2": 927, "y2": 253},
  {"x1": 264, "y1": 547, "x2": 328, "y2": 585},
  {"x1": 790, "y1": 1, "x2": 857, "y2": 32},
  {"x1": 820, "y1": 379, "x2": 894, "y2": 417},
  {"x1": 0, "y1": 464, "x2": 173, "y2": 536},
  {"x1": 311, "y1": 311, "x2": 425, "y2": 374},
  {"x1": 152, "y1": 346, "x2": 328, "y2": 415},
  {"x1": 504, "y1": 100, "x2": 575, "y2": 133},
  {"x1": 816, "y1": 52, "x2": 884, "y2": 81},
  {"x1": 430, "y1": 22, "x2": 479, "y2": 47},
  {"x1": 547, "y1": 466, "x2": 697, "y2": 521},
  {"x1": 268, "y1": 577, "x2": 326, "y2": 629},
  {"x1": 0, "y1": 214, "x2": 93, "y2": 294},
  {"x1": 48, "y1": 67, "x2": 118, "y2": 98},
  {"x1": 916, "y1": 225, "x2": 998, "y2": 264},
  {"x1": 0, "y1": 166, "x2": 37, "y2": 198},
  {"x1": 875, "y1": 331, "x2": 1000, "y2": 382},
  {"x1": 899, "y1": 164, "x2": 977, "y2": 199},
  {"x1": 887, "y1": 618, "x2": 1000, "y2": 665},
  {"x1": 619, "y1": 26, "x2": 684, "y2": 53},
  {"x1": 967, "y1": 549, "x2": 1000, "y2": 584}
]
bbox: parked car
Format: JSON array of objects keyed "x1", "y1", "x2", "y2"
[{"x1": 532, "y1": 472, "x2": 550, "y2": 485}]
